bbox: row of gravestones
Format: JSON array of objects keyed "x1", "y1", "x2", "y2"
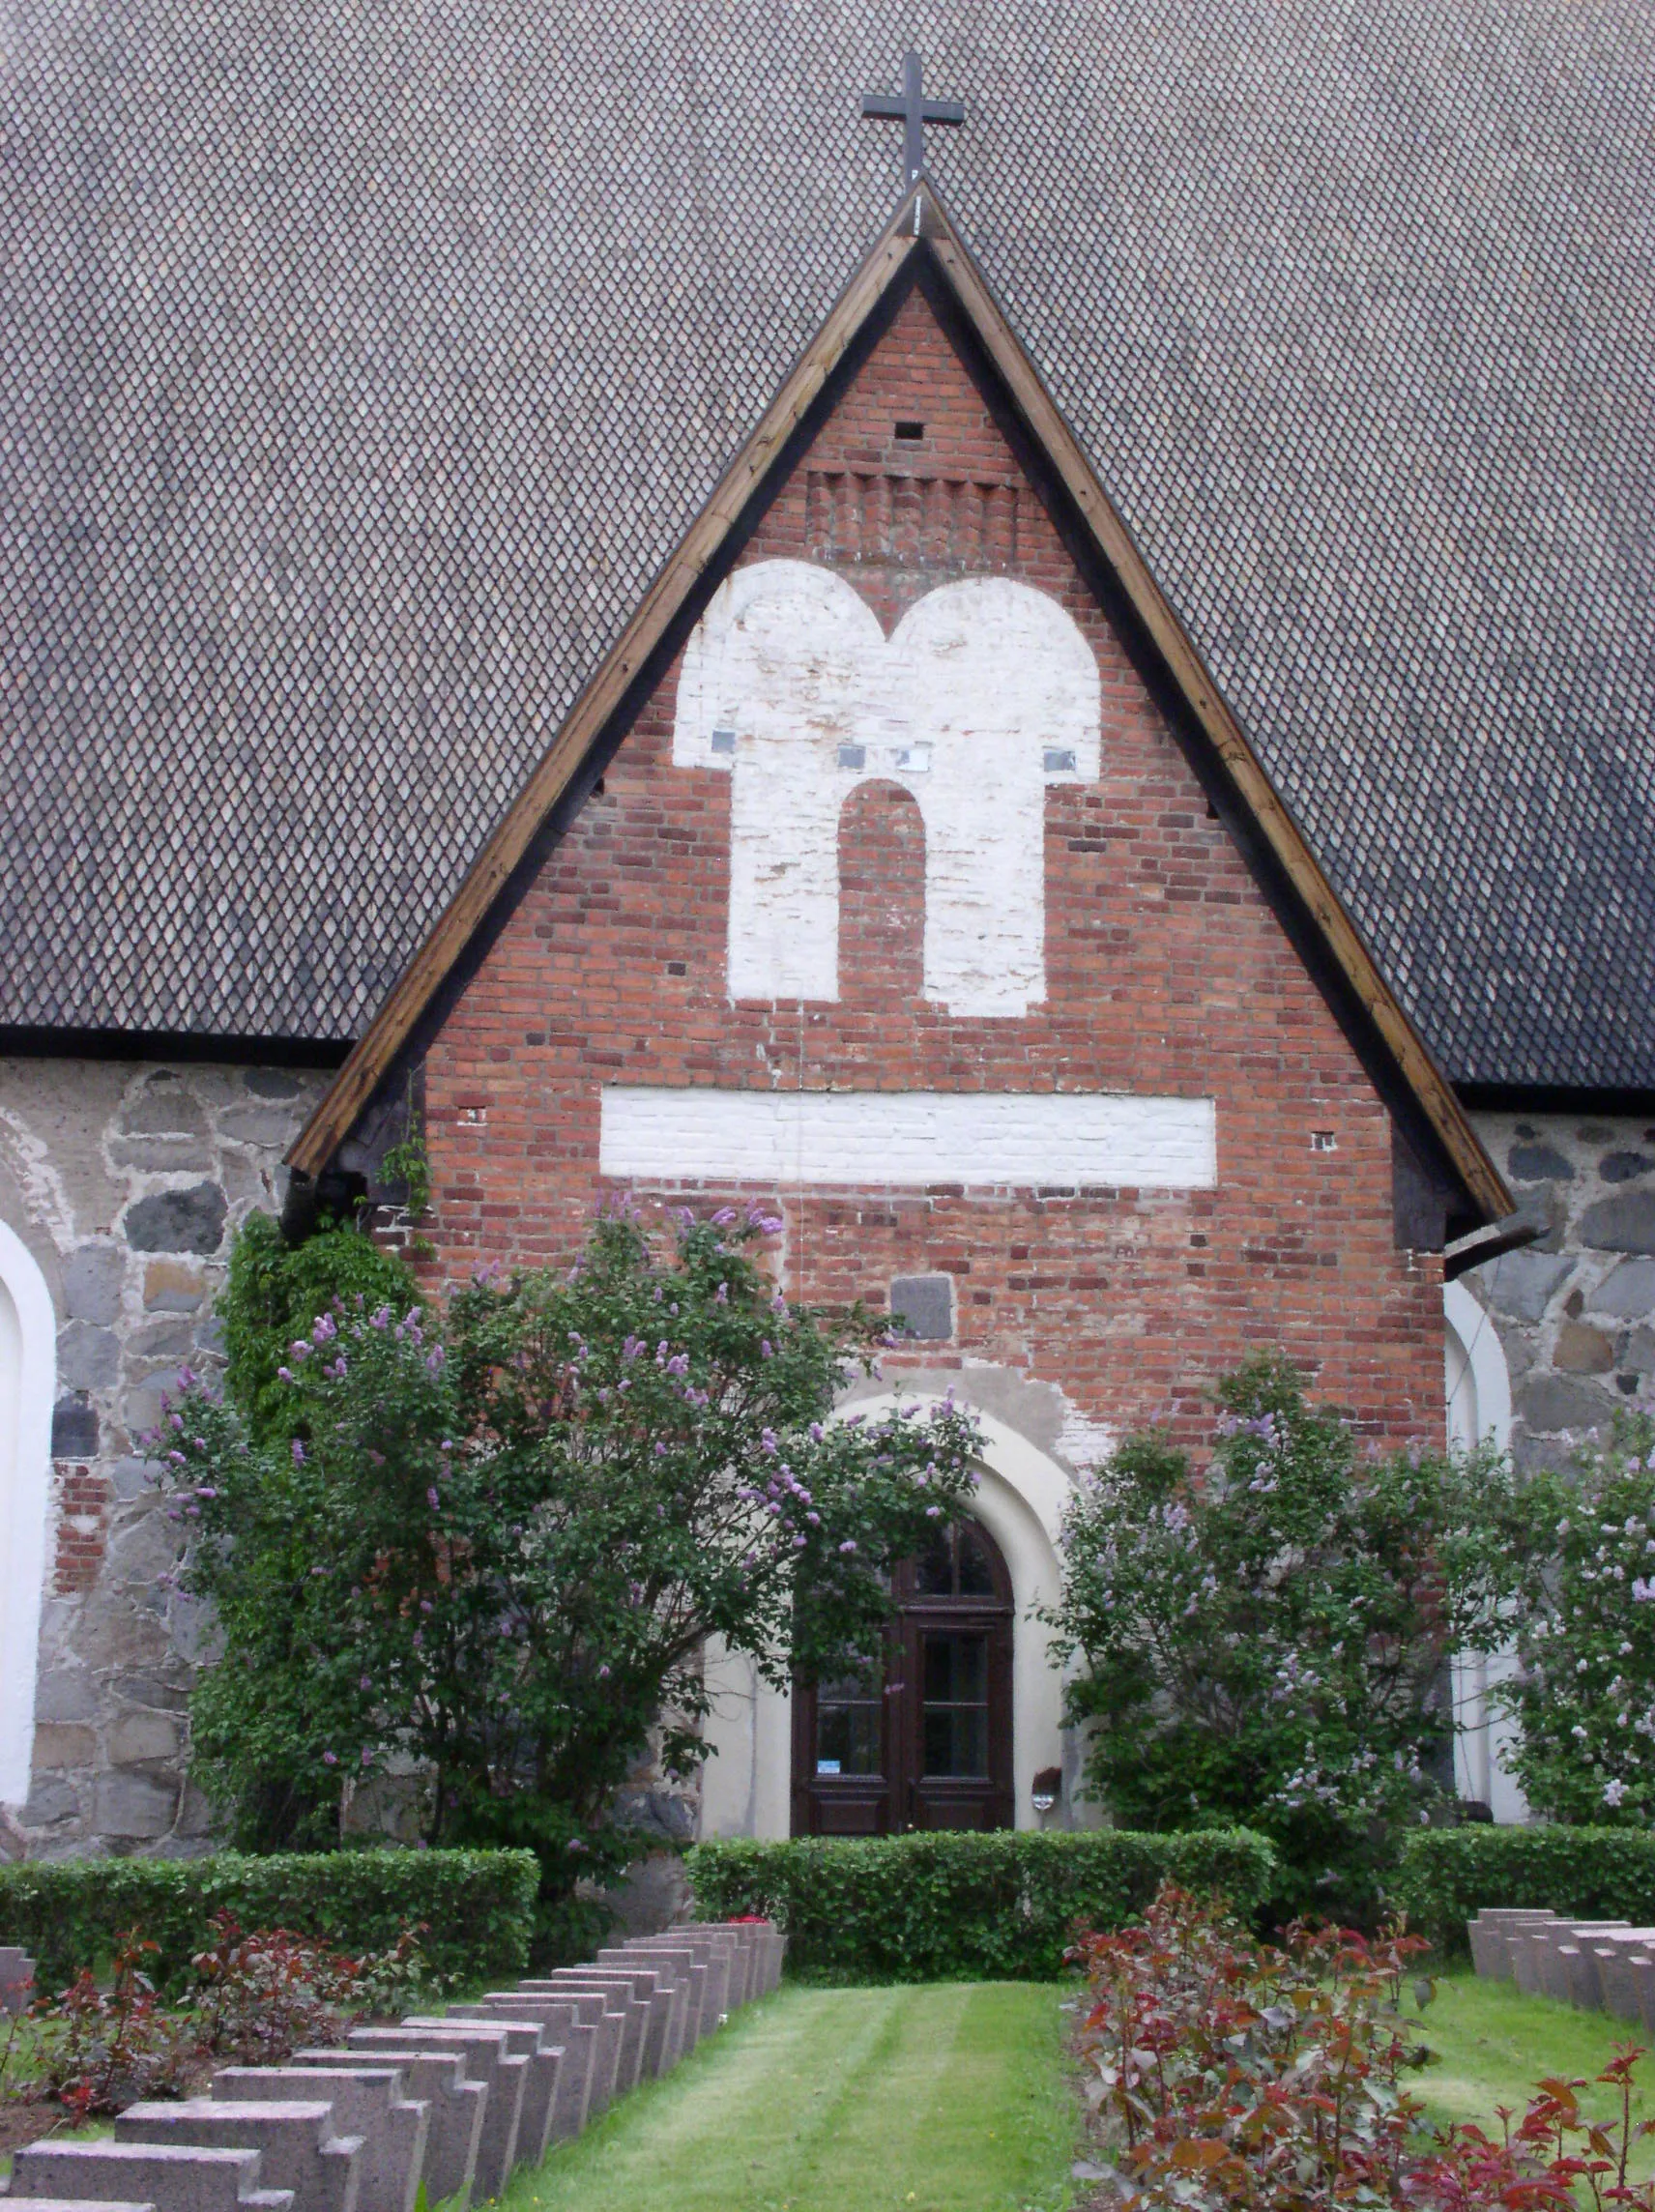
[
  {"x1": 0, "y1": 1921, "x2": 784, "y2": 2212},
  {"x1": 1469, "y1": 1907, "x2": 1655, "y2": 2028}
]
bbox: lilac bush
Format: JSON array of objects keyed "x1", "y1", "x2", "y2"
[
  {"x1": 1467, "y1": 1412, "x2": 1655, "y2": 1824},
  {"x1": 1045, "y1": 1356, "x2": 1507, "y2": 1921},
  {"x1": 152, "y1": 1208, "x2": 980, "y2": 1944}
]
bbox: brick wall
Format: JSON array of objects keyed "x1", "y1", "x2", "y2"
[{"x1": 410, "y1": 284, "x2": 1445, "y2": 1453}]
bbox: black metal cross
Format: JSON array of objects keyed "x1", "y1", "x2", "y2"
[{"x1": 860, "y1": 52, "x2": 964, "y2": 185}]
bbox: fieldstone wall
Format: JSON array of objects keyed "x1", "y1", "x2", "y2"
[
  {"x1": 0, "y1": 1057, "x2": 328, "y2": 1857},
  {"x1": 1464, "y1": 1110, "x2": 1655, "y2": 1466}
]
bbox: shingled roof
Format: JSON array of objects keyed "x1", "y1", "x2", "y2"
[{"x1": 3, "y1": 0, "x2": 1651, "y2": 1088}]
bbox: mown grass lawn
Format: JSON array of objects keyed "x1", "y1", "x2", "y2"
[
  {"x1": 499, "y1": 1981, "x2": 1079, "y2": 2212},
  {"x1": 1417, "y1": 1969, "x2": 1655, "y2": 2172}
]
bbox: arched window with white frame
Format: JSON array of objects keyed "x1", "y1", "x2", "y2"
[
  {"x1": 0, "y1": 1221, "x2": 56, "y2": 1807},
  {"x1": 1444, "y1": 1278, "x2": 1527, "y2": 1823}
]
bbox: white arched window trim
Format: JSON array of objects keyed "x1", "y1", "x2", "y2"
[
  {"x1": 1444, "y1": 1279, "x2": 1512, "y2": 1452},
  {"x1": 0, "y1": 1220, "x2": 56, "y2": 1806},
  {"x1": 1443, "y1": 1279, "x2": 1525, "y2": 1822}
]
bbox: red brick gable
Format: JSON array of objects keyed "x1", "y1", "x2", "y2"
[{"x1": 407, "y1": 284, "x2": 1445, "y2": 1450}]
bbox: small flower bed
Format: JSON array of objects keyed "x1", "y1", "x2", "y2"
[
  {"x1": 1071, "y1": 1884, "x2": 1655, "y2": 2211},
  {"x1": 0, "y1": 1913, "x2": 440, "y2": 2120}
]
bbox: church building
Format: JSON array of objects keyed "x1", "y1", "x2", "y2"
[{"x1": 0, "y1": 3, "x2": 1649, "y2": 1853}]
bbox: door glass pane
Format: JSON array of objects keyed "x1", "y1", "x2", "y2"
[
  {"x1": 924, "y1": 1632, "x2": 985, "y2": 1703},
  {"x1": 816, "y1": 1673, "x2": 882, "y2": 1776},
  {"x1": 915, "y1": 1529, "x2": 954, "y2": 1595},
  {"x1": 956, "y1": 1524, "x2": 995, "y2": 1597},
  {"x1": 923, "y1": 1706, "x2": 988, "y2": 1778},
  {"x1": 920, "y1": 1632, "x2": 989, "y2": 1777}
]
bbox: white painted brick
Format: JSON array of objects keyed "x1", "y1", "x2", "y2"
[
  {"x1": 674, "y1": 561, "x2": 1100, "y2": 1016},
  {"x1": 599, "y1": 1088, "x2": 1216, "y2": 1189}
]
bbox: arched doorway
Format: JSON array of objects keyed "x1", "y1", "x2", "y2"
[{"x1": 791, "y1": 1518, "x2": 1016, "y2": 1836}]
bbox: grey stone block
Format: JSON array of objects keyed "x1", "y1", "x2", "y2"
[
  {"x1": 291, "y1": 2052, "x2": 475, "y2": 2212},
  {"x1": 131, "y1": 1317, "x2": 199, "y2": 1360},
  {"x1": 112, "y1": 1456, "x2": 157, "y2": 1501},
  {"x1": 1597, "y1": 1948, "x2": 1647, "y2": 2023},
  {"x1": 1487, "y1": 1250, "x2": 1574, "y2": 1322},
  {"x1": 94, "y1": 1769, "x2": 178, "y2": 1839},
  {"x1": 889, "y1": 1274, "x2": 953, "y2": 1340},
  {"x1": 111, "y1": 1137, "x2": 217, "y2": 1174},
  {"x1": 32, "y1": 1722, "x2": 97, "y2": 1770},
  {"x1": 759, "y1": 1927, "x2": 786, "y2": 1994},
  {"x1": 119, "y1": 1081, "x2": 209, "y2": 1139},
  {"x1": 1601, "y1": 1152, "x2": 1655, "y2": 1184},
  {"x1": 1589, "y1": 1260, "x2": 1655, "y2": 1318},
  {"x1": 11, "y1": 2141, "x2": 293, "y2": 2212},
  {"x1": 1509, "y1": 1143, "x2": 1575, "y2": 1183},
  {"x1": 1556, "y1": 1946, "x2": 1596, "y2": 2008},
  {"x1": 21, "y1": 1776, "x2": 81, "y2": 1825},
  {"x1": 1583, "y1": 1193, "x2": 1655, "y2": 1256},
  {"x1": 688, "y1": 1921, "x2": 770, "y2": 2006},
  {"x1": 116, "y1": 2103, "x2": 362, "y2": 2212},
  {"x1": 596, "y1": 1949, "x2": 696, "y2": 2066},
  {"x1": 33, "y1": 1668, "x2": 98, "y2": 1724},
  {"x1": 217, "y1": 1106, "x2": 301, "y2": 1147},
  {"x1": 536, "y1": 1970, "x2": 669, "y2": 2081},
  {"x1": 211, "y1": 2070, "x2": 427, "y2": 2212},
  {"x1": 124, "y1": 1184, "x2": 228, "y2": 1258},
  {"x1": 398, "y1": 2017, "x2": 557, "y2": 2173},
  {"x1": 448, "y1": 2003, "x2": 593, "y2": 2143},
  {"x1": 459, "y1": 1994, "x2": 618, "y2": 2120},
  {"x1": 63, "y1": 1244, "x2": 125, "y2": 1325},
  {"x1": 601, "y1": 1946, "x2": 699, "y2": 2061},
  {"x1": 0, "y1": 2202, "x2": 155, "y2": 2212},
  {"x1": 1468, "y1": 1909, "x2": 1556, "y2": 1981},
  {"x1": 107, "y1": 1710, "x2": 182, "y2": 1765},
  {"x1": 1519, "y1": 1376, "x2": 1618, "y2": 1436},
  {"x1": 521, "y1": 1978, "x2": 650, "y2": 2094},
  {"x1": 623, "y1": 1932, "x2": 733, "y2": 2033},
  {"x1": 56, "y1": 1321, "x2": 119, "y2": 1391},
  {"x1": 348, "y1": 2028, "x2": 522, "y2": 2202},
  {"x1": 244, "y1": 1070, "x2": 303, "y2": 1101}
]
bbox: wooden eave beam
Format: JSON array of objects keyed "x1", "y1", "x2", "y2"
[
  {"x1": 287, "y1": 197, "x2": 924, "y2": 1178},
  {"x1": 290, "y1": 179, "x2": 1510, "y2": 1231},
  {"x1": 916, "y1": 200, "x2": 1511, "y2": 1227}
]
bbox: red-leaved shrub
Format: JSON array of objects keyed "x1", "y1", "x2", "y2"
[
  {"x1": 32, "y1": 1931, "x2": 201, "y2": 2118},
  {"x1": 1072, "y1": 1885, "x2": 1655, "y2": 2211}
]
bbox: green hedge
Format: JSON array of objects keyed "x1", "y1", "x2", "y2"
[
  {"x1": 684, "y1": 1827, "x2": 1278, "y2": 1982},
  {"x1": 0, "y1": 1848, "x2": 540, "y2": 1994},
  {"x1": 1395, "y1": 1826, "x2": 1655, "y2": 1955}
]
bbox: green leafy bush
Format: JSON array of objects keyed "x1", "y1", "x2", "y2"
[
  {"x1": 159, "y1": 1208, "x2": 981, "y2": 1947},
  {"x1": 683, "y1": 1828, "x2": 1277, "y2": 1982},
  {"x1": 1394, "y1": 1824, "x2": 1655, "y2": 1955},
  {"x1": 218, "y1": 1211, "x2": 421, "y2": 1446},
  {"x1": 0, "y1": 1848, "x2": 537, "y2": 1994},
  {"x1": 1043, "y1": 1355, "x2": 1506, "y2": 1923},
  {"x1": 1453, "y1": 1412, "x2": 1655, "y2": 1823}
]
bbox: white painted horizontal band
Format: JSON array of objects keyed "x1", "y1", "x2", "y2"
[{"x1": 599, "y1": 1088, "x2": 1217, "y2": 1189}]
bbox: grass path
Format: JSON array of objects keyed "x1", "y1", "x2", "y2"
[
  {"x1": 499, "y1": 1982, "x2": 1078, "y2": 2212},
  {"x1": 1417, "y1": 1971, "x2": 1655, "y2": 2174}
]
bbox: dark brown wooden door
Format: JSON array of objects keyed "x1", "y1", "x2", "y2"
[{"x1": 792, "y1": 1520, "x2": 1015, "y2": 1836}]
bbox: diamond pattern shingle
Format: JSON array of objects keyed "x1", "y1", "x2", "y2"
[{"x1": 2, "y1": 0, "x2": 1651, "y2": 1087}]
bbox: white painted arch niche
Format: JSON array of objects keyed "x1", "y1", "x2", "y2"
[
  {"x1": 1444, "y1": 1279, "x2": 1526, "y2": 1824},
  {"x1": 0, "y1": 1220, "x2": 56, "y2": 1806},
  {"x1": 699, "y1": 1400, "x2": 1092, "y2": 1839},
  {"x1": 673, "y1": 559, "x2": 1102, "y2": 1017}
]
